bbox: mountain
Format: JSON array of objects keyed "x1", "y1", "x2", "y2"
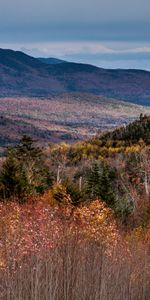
[
  {"x1": 0, "y1": 48, "x2": 150, "y2": 105},
  {"x1": 38, "y1": 57, "x2": 67, "y2": 64}
]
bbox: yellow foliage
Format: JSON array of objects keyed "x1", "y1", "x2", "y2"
[{"x1": 73, "y1": 200, "x2": 119, "y2": 253}]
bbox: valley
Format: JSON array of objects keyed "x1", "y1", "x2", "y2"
[{"x1": 0, "y1": 93, "x2": 150, "y2": 154}]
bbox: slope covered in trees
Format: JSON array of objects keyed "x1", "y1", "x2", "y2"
[
  {"x1": 99, "y1": 114, "x2": 150, "y2": 146},
  {"x1": 1, "y1": 116, "x2": 150, "y2": 223},
  {"x1": 0, "y1": 117, "x2": 149, "y2": 299}
]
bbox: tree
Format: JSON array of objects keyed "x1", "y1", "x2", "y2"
[
  {"x1": 52, "y1": 183, "x2": 71, "y2": 205},
  {"x1": 62, "y1": 177, "x2": 84, "y2": 205},
  {"x1": 0, "y1": 136, "x2": 53, "y2": 201},
  {"x1": 86, "y1": 160, "x2": 116, "y2": 208},
  {"x1": 0, "y1": 153, "x2": 29, "y2": 200}
]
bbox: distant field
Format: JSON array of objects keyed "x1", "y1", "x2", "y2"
[{"x1": 0, "y1": 93, "x2": 150, "y2": 152}]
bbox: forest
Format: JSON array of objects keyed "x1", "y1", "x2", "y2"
[{"x1": 0, "y1": 115, "x2": 149, "y2": 299}]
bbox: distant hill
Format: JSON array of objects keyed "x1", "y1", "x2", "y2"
[
  {"x1": 0, "y1": 48, "x2": 150, "y2": 105},
  {"x1": 38, "y1": 57, "x2": 67, "y2": 65},
  {"x1": 0, "y1": 93, "x2": 150, "y2": 155}
]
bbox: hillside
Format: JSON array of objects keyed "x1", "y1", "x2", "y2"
[
  {"x1": 99, "y1": 114, "x2": 150, "y2": 146},
  {"x1": 0, "y1": 117, "x2": 150, "y2": 299},
  {"x1": 0, "y1": 48, "x2": 150, "y2": 105},
  {"x1": 0, "y1": 93, "x2": 150, "y2": 155}
]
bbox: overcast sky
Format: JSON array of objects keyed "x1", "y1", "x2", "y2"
[{"x1": 0, "y1": 0, "x2": 150, "y2": 69}]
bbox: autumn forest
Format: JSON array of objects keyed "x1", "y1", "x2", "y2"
[{"x1": 0, "y1": 115, "x2": 149, "y2": 299}]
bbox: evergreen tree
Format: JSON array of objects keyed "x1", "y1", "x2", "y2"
[
  {"x1": 0, "y1": 136, "x2": 53, "y2": 201},
  {"x1": 0, "y1": 153, "x2": 29, "y2": 200},
  {"x1": 86, "y1": 160, "x2": 116, "y2": 208}
]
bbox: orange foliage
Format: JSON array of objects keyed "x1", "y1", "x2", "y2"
[
  {"x1": 73, "y1": 200, "x2": 119, "y2": 255},
  {"x1": 0, "y1": 199, "x2": 120, "y2": 268}
]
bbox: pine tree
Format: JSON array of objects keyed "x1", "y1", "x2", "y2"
[
  {"x1": 0, "y1": 153, "x2": 29, "y2": 200},
  {"x1": 86, "y1": 160, "x2": 116, "y2": 207},
  {"x1": 0, "y1": 136, "x2": 53, "y2": 201}
]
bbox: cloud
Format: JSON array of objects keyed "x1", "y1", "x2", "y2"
[
  {"x1": 0, "y1": 0, "x2": 150, "y2": 70},
  {"x1": 21, "y1": 42, "x2": 114, "y2": 56},
  {"x1": 17, "y1": 41, "x2": 150, "y2": 57},
  {"x1": 1, "y1": 40, "x2": 150, "y2": 56}
]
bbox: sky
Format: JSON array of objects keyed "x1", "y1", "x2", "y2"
[{"x1": 0, "y1": 0, "x2": 150, "y2": 70}]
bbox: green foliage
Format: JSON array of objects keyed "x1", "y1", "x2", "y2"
[
  {"x1": 86, "y1": 160, "x2": 116, "y2": 208},
  {"x1": 0, "y1": 154, "x2": 29, "y2": 201},
  {"x1": 114, "y1": 195, "x2": 134, "y2": 224},
  {"x1": 0, "y1": 136, "x2": 53, "y2": 201}
]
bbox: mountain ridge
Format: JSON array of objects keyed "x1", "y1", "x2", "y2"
[
  {"x1": 0, "y1": 48, "x2": 150, "y2": 105},
  {"x1": 38, "y1": 57, "x2": 67, "y2": 65}
]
